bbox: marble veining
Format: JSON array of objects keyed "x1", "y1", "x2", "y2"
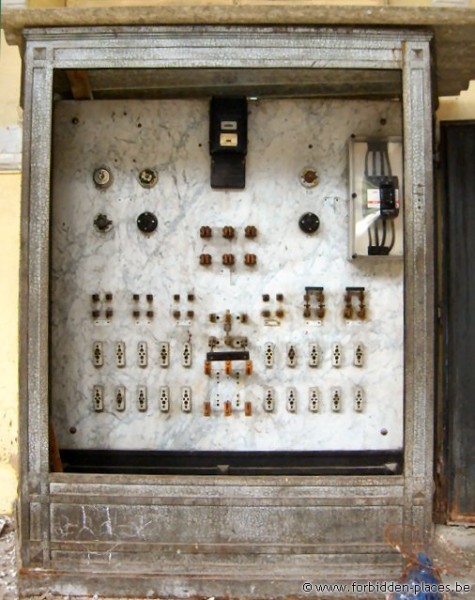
[{"x1": 51, "y1": 98, "x2": 403, "y2": 452}]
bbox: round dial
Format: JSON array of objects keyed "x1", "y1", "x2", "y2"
[
  {"x1": 137, "y1": 212, "x2": 158, "y2": 234},
  {"x1": 299, "y1": 212, "x2": 320, "y2": 234}
]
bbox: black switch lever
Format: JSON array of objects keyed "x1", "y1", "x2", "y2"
[
  {"x1": 379, "y1": 179, "x2": 399, "y2": 219},
  {"x1": 209, "y1": 97, "x2": 247, "y2": 189}
]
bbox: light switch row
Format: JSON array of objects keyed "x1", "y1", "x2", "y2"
[
  {"x1": 93, "y1": 340, "x2": 193, "y2": 368},
  {"x1": 264, "y1": 342, "x2": 365, "y2": 368},
  {"x1": 263, "y1": 386, "x2": 366, "y2": 413}
]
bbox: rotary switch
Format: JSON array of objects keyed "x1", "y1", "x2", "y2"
[
  {"x1": 93, "y1": 167, "x2": 112, "y2": 189},
  {"x1": 137, "y1": 212, "x2": 158, "y2": 234},
  {"x1": 299, "y1": 212, "x2": 320, "y2": 234},
  {"x1": 94, "y1": 213, "x2": 113, "y2": 233}
]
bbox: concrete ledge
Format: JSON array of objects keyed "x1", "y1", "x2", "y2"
[{"x1": 3, "y1": 5, "x2": 475, "y2": 95}]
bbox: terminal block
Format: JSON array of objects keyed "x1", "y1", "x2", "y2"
[
  {"x1": 344, "y1": 287, "x2": 366, "y2": 320},
  {"x1": 303, "y1": 287, "x2": 325, "y2": 320}
]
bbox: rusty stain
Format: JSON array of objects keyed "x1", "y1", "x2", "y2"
[{"x1": 449, "y1": 496, "x2": 475, "y2": 524}]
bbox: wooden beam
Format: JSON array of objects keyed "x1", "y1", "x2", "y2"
[
  {"x1": 49, "y1": 421, "x2": 63, "y2": 473},
  {"x1": 66, "y1": 69, "x2": 94, "y2": 100}
]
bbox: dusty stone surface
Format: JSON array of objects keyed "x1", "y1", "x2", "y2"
[
  {"x1": 0, "y1": 518, "x2": 18, "y2": 600},
  {"x1": 1, "y1": 517, "x2": 473, "y2": 599},
  {"x1": 3, "y1": 5, "x2": 475, "y2": 95}
]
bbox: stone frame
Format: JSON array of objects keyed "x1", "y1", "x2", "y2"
[{"x1": 18, "y1": 26, "x2": 434, "y2": 597}]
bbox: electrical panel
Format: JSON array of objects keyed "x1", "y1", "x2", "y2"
[
  {"x1": 349, "y1": 137, "x2": 404, "y2": 259},
  {"x1": 50, "y1": 98, "x2": 404, "y2": 456}
]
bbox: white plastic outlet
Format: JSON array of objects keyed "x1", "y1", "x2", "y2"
[
  {"x1": 264, "y1": 342, "x2": 274, "y2": 368},
  {"x1": 116, "y1": 342, "x2": 126, "y2": 368},
  {"x1": 331, "y1": 387, "x2": 342, "y2": 412},
  {"x1": 354, "y1": 386, "x2": 365, "y2": 412},
  {"x1": 92, "y1": 342, "x2": 104, "y2": 368},
  {"x1": 309, "y1": 387, "x2": 320, "y2": 412},
  {"x1": 137, "y1": 341, "x2": 148, "y2": 368},
  {"x1": 263, "y1": 388, "x2": 275, "y2": 412},
  {"x1": 181, "y1": 386, "x2": 192, "y2": 412},
  {"x1": 332, "y1": 342, "x2": 342, "y2": 368},
  {"x1": 137, "y1": 385, "x2": 148, "y2": 412},
  {"x1": 115, "y1": 385, "x2": 126, "y2": 411},
  {"x1": 287, "y1": 344, "x2": 297, "y2": 368},
  {"x1": 354, "y1": 343, "x2": 364, "y2": 367},
  {"x1": 159, "y1": 342, "x2": 170, "y2": 368},
  {"x1": 93, "y1": 385, "x2": 104, "y2": 412},
  {"x1": 309, "y1": 342, "x2": 320, "y2": 367},
  {"x1": 159, "y1": 386, "x2": 170, "y2": 412},
  {"x1": 182, "y1": 342, "x2": 192, "y2": 368},
  {"x1": 287, "y1": 388, "x2": 297, "y2": 413}
]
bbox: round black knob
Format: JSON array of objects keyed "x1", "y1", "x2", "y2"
[
  {"x1": 299, "y1": 212, "x2": 320, "y2": 234},
  {"x1": 137, "y1": 212, "x2": 158, "y2": 234}
]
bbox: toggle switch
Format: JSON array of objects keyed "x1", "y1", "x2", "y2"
[{"x1": 209, "y1": 97, "x2": 248, "y2": 189}]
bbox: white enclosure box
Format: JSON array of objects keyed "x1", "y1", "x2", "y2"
[{"x1": 349, "y1": 137, "x2": 404, "y2": 259}]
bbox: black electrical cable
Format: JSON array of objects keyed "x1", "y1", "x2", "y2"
[
  {"x1": 388, "y1": 221, "x2": 396, "y2": 252},
  {"x1": 364, "y1": 141, "x2": 397, "y2": 255}
]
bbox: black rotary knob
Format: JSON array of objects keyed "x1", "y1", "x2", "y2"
[
  {"x1": 137, "y1": 212, "x2": 158, "y2": 234},
  {"x1": 299, "y1": 212, "x2": 320, "y2": 234}
]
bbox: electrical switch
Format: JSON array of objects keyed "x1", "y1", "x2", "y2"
[
  {"x1": 137, "y1": 212, "x2": 158, "y2": 234},
  {"x1": 115, "y1": 386, "x2": 126, "y2": 411},
  {"x1": 94, "y1": 213, "x2": 113, "y2": 233},
  {"x1": 93, "y1": 167, "x2": 112, "y2": 189},
  {"x1": 209, "y1": 97, "x2": 247, "y2": 189},
  {"x1": 264, "y1": 388, "x2": 275, "y2": 413},
  {"x1": 159, "y1": 386, "x2": 170, "y2": 413},
  {"x1": 138, "y1": 168, "x2": 158, "y2": 188},
  {"x1": 181, "y1": 387, "x2": 192, "y2": 413},
  {"x1": 287, "y1": 388, "x2": 297, "y2": 413},
  {"x1": 93, "y1": 385, "x2": 104, "y2": 412},
  {"x1": 309, "y1": 388, "x2": 320, "y2": 412},
  {"x1": 116, "y1": 342, "x2": 126, "y2": 368},
  {"x1": 92, "y1": 342, "x2": 104, "y2": 368},
  {"x1": 137, "y1": 386, "x2": 147, "y2": 412},
  {"x1": 299, "y1": 212, "x2": 320, "y2": 234}
]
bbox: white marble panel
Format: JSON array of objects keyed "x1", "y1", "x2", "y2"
[{"x1": 51, "y1": 98, "x2": 403, "y2": 451}]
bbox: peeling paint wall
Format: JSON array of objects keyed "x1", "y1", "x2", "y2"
[
  {"x1": 0, "y1": 172, "x2": 20, "y2": 515},
  {"x1": 437, "y1": 81, "x2": 475, "y2": 121},
  {"x1": 0, "y1": 30, "x2": 22, "y2": 515}
]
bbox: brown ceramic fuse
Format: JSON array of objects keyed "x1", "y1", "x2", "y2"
[
  {"x1": 222, "y1": 254, "x2": 235, "y2": 266},
  {"x1": 222, "y1": 226, "x2": 235, "y2": 239},
  {"x1": 244, "y1": 225, "x2": 257, "y2": 238},
  {"x1": 199, "y1": 226, "x2": 212, "y2": 238},
  {"x1": 200, "y1": 254, "x2": 212, "y2": 266}
]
